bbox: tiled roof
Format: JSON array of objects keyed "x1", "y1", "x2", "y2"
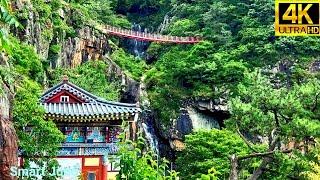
[
  {"x1": 40, "y1": 78, "x2": 140, "y2": 120},
  {"x1": 42, "y1": 102, "x2": 139, "y2": 117}
]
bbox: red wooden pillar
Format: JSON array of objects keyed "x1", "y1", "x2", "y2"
[
  {"x1": 101, "y1": 163, "x2": 107, "y2": 180},
  {"x1": 101, "y1": 155, "x2": 107, "y2": 180}
]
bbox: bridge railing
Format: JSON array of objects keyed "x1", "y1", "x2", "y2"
[{"x1": 104, "y1": 25, "x2": 201, "y2": 43}]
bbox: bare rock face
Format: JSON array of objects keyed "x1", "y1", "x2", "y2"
[
  {"x1": 13, "y1": 0, "x2": 52, "y2": 59},
  {"x1": 0, "y1": 90, "x2": 18, "y2": 180},
  {"x1": 14, "y1": 1, "x2": 112, "y2": 69},
  {"x1": 0, "y1": 51, "x2": 18, "y2": 180},
  {"x1": 56, "y1": 27, "x2": 111, "y2": 68}
]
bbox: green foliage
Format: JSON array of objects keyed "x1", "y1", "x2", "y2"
[
  {"x1": 113, "y1": 0, "x2": 171, "y2": 28},
  {"x1": 68, "y1": 0, "x2": 130, "y2": 28},
  {"x1": 110, "y1": 48, "x2": 148, "y2": 80},
  {"x1": 30, "y1": 0, "x2": 52, "y2": 24},
  {"x1": 0, "y1": 0, "x2": 20, "y2": 52},
  {"x1": 200, "y1": 167, "x2": 219, "y2": 180},
  {"x1": 41, "y1": 28, "x2": 54, "y2": 40},
  {"x1": 227, "y1": 71, "x2": 320, "y2": 178},
  {"x1": 0, "y1": 62, "x2": 15, "y2": 95},
  {"x1": 140, "y1": 0, "x2": 320, "y2": 127},
  {"x1": 49, "y1": 44, "x2": 61, "y2": 54},
  {"x1": 117, "y1": 132, "x2": 179, "y2": 179},
  {"x1": 145, "y1": 41, "x2": 248, "y2": 123},
  {"x1": 83, "y1": 0, "x2": 130, "y2": 27},
  {"x1": 13, "y1": 78, "x2": 64, "y2": 178},
  {"x1": 0, "y1": 2, "x2": 65, "y2": 178},
  {"x1": 176, "y1": 129, "x2": 250, "y2": 179},
  {"x1": 10, "y1": 38, "x2": 44, "y2": 83},
  {"x1": 228, "y1": 71, "x2": 320, "y2": 139},
  {"x1": 168, "y1": 19, "x2": 197, "y2": 36},
  {"x1": 3, "y1": 0, "x2": 320, "y2": 179},
  {"x1": 48, "y1": 44, "x2": 61, "y2": 63},
  {"x1": 0, "y1": 0, "x2": 20, "y2": 27},
  {"x1": 48, "y1": 60, "x2": 121, "y2": 101},
  {"x1": 303, "y1": 141, "x2": 320, "y2": 179}
]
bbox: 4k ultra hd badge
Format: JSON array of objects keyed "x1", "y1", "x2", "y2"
[{"x1": 275, "y1": 0, "x2": 320, "y2": 36}]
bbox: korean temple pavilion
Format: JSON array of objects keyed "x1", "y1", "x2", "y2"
[{"x1": 39, "y1": 76, "x2": 140, "y2": 180}]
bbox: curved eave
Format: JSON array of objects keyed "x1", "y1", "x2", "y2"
[
  {"x1": 41, "y1": 103, "x2": 141, "y2": 117},
  {"x1": 46, "y1": 112, "x2": 136, "y2": 123}
]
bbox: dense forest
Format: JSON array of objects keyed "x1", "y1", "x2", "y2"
[{"x1": 0, "y1": 0, "x2": 320, "y2": 179}]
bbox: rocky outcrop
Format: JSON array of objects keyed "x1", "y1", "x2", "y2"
[
  {"x1": 13, "y1": 0, "x2": 51, "y2": 59},
  {"x1": 0, "y1": 55, "x2": 18, "y2": 180},
  {"x1": 310, "y1": 60, "x2": 320, "y2": 72},
  {"x1": 53, "y1": 27, "x2": 111, "y2": 68},
  {"x1": 14, "y1": 0, "x2": 112, "y2": 69},
  {"x1": 0, "y1": 95, "x2": 18, "y2": 180},
  {"x1": 171, "y1": 99, "x2": 229, "y2": 139},
  {"x1": 152, "y1": 98, "x2": 229, "y2": 156},
  {"x1": 145, "y1": 99, "x2": 230, "y2": 158}
]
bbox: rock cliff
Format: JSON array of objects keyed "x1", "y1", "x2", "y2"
[
  {"x1": 0, "y1": 55, "x2": 18, "y2": 180},
  {"x1": 13, "y1": 0, "x2": 139, "y2": 102},
  {"x1": 14, "y1": 0, "x2": 112, "y2": 68}
]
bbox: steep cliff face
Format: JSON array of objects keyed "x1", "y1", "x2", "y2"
[
  {"x1": 14, "y1": 0, "x2": 112, "y2": 69},
  {"x1": 14, "y1": 0, "x2": 51, "y2": 60},
  {"x1": 51, "y1": 27, "x2": 112, "y2": 68},
  {"x1": 0, "y1": 95, "x2": 18, "y2": 180},
  {"x1": 13, "y1": 0, "x2": 230, "y2": 162},
  {"x1": 0, "y1": 55, "x2": 18, "y2": 180},
  {"x1": 13, "y1": 0, "x2": 141, "y2": 103}
]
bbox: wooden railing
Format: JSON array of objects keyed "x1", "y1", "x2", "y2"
[{"x1": 100, "y1": 25, "x2": 202, "y2": 44}]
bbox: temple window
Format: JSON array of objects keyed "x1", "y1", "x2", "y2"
[{"x1": 60, "y1": 96, "x2": 69, "y2": 102}]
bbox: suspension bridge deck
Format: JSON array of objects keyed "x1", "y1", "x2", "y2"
[{"x1": 100, "y1": 25, "x2": 202, "y2": 44}]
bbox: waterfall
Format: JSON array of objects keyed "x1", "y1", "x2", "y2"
[
  {"x1": 142, "y1": 120, "x2": 159, "y2": 154},
  {"x1": 187, "y1": 107, "x2": 221, "y2": 130},
  {"x1": 157, "y1": 14, "x2": 171, "y2": 33},
  {"x1": 127, "y1": 23, "x2": 149, "y2": 58},
  {"x1": 139, "y1": 75, "x2": 159, "y2": 154},
  {"x1": 157, "y1": 5, "x2": 178, "y2": 33}
]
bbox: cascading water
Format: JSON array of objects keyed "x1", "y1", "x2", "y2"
[
  {"x1": 142, "y1": 119, "x2": 159, "y2": 154},
  {"x1": 139, "y1": 75, "x2": 160, "y2": 154},
  {"x1": 125, "y1": 23, "x2": 149, "y2": 58},
  {"x1": 174, "y1": 107, "x2": 221, "y2": 138},
  {"x1": 187, "y1": 107, "x2": 221, "y2": 130}
]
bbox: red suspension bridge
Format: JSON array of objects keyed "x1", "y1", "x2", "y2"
[{"x1": 99, "y1": 25, "x2": 202, "y2": 44}]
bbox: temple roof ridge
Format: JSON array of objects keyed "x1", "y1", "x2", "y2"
[
  {"x1": 40, "y1": 77, "x2": 140, "y2": 119},
  {"x1": 41, "y1": 77, "x2": 139, "y2": 107}
]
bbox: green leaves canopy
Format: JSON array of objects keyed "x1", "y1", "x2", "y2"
[
  {"x1": 176, "y1": 129, "x2": 250, "y2": 179},
  {"x1": 227, "y1": 71, "x2": 320, "y2": 178}
]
